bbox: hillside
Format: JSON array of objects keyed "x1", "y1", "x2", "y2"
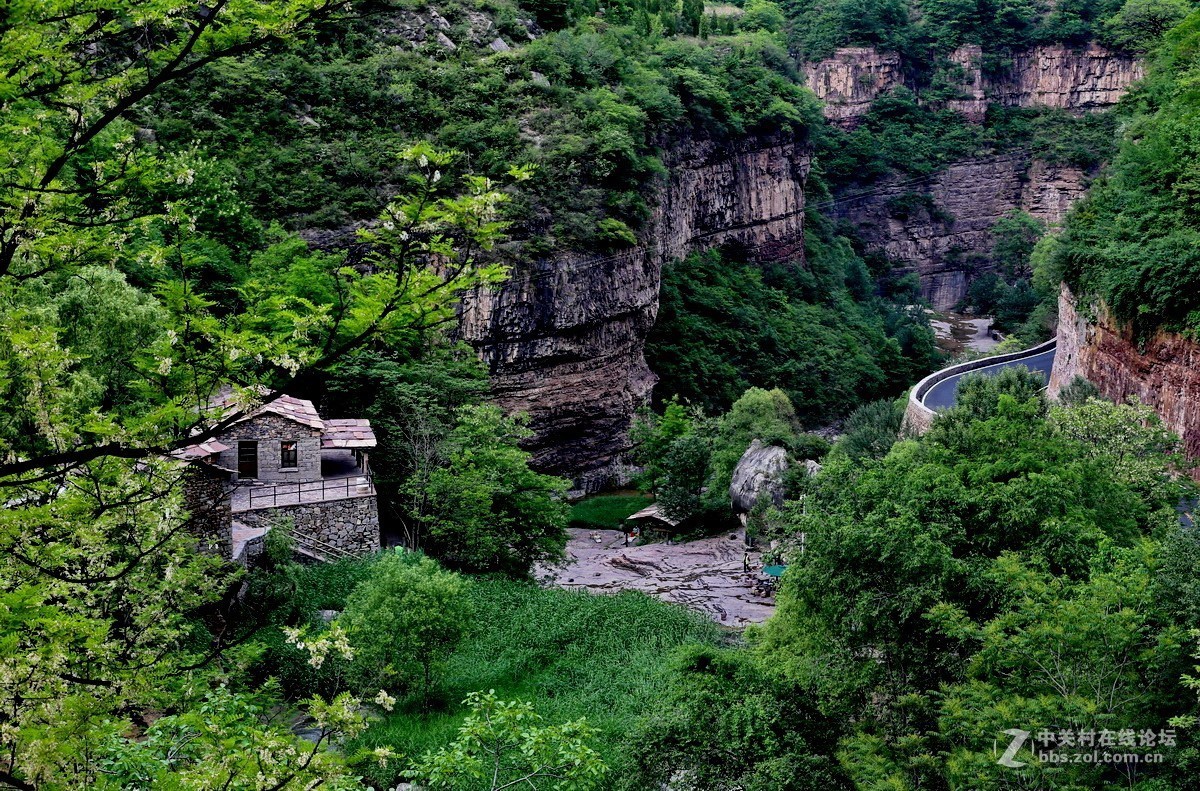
[{"x1": 5, "y1": 1, "x2": 1200, "y2": 790}]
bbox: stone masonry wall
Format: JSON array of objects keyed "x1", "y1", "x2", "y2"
[
  {"x1": 181, "y1": 462, "x2": 233, "y2": 558},
  {"x1": 215, "y1": 413, "x2": 322, "y2": 483},
  {"x1": 240, "y1": 495, "x2": 380, "y2": 556}
]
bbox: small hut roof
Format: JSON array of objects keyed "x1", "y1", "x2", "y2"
[{"x1": 625, "y1": 502, "x2": 681, "y2": 529}]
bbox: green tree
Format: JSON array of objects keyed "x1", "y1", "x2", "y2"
[
  {"x1": 339, "y1": 553, "x2": 471, "y2": 709},
  {"x1": 630, "y1": 397, "x2": 699, "y2": 492},
  {"x1": 633, "y1": 646, "x2": 846, "y2": 790},
  {"x1": 413, "y1": 405, "x2": 570, "y2": 575},
  {"x1": 0, "y1": 4, "x2": 522, "y2": 787},
  {"x1": 657, "y1": 430, "x2": 715, "y2": 523},
  {"x1": 1103, "y1": 0, "x2": 1192, "y2": 52},
  {"x1": 408, "y1": 691, "x2": 607, "y2": 791},
  {"x1": 836, "y1": 398, "x2": 905, "y2": 462}
]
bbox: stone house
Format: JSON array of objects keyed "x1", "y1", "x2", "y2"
[{"x1": 179, "y1": 392, "x2": 381, "y2": 564}]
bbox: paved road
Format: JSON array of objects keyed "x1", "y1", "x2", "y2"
[{"x1": 922, "y1": 348, "x2": 1057, "y2": 411}]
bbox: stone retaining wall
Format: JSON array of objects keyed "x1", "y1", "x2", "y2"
[
  {"x1": 239, "y1": 495, "x2": 380, "y2": 556},
  {"x1": 903, "y1": 338, "x2": 1058, "y2": 435}
]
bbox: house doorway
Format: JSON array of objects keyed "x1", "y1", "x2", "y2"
[{"x1": 238, "y1": 441, "x2": 258, "y2": 479}]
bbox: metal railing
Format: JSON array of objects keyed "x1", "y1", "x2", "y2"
[{"x1": 245, "y1": 472, "x2": 375, "y2": 510}]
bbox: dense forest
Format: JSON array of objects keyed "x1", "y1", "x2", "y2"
[{"x1": 4, "y1": 0, "x2": 1200, "y2": 789}]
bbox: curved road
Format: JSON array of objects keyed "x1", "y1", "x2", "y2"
[{"x1": 921, "y1": 347, "x2": 1057, "y2": 411}]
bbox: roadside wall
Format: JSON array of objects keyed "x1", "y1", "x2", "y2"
[{"x1": 902, "y1": 339, "x2": 1058, "y2": 435}]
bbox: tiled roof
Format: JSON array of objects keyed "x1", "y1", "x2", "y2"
[
  {"x1": 171, "y1": 439, "x2": 231, "y2": 460},
  {"x1": 322, "y1": 419, "x2": 377, "y2": 449},
  {"x1": 258, "y1": 394, "x2": 324, "y2": 431},
  {"x1": 210, "y1": 388, "x2": 324, "y2": 431}
]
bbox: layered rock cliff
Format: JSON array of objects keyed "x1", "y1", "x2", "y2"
[
  {"x1": 458, "y1": 134, "x2": 811, "y2": 490},
  {"x1": 804, "y1": 44, "x2": 1143, "y2": 127},
  {"x1": 801, "y1": 48, "x2": 904, "y2": 127},
  {"x1": 1050, "y1": 285, "x2": 1200, "y2": 461},
  {"x1": 829, "y1": 152, "x2": 1089, "y2": 309}
]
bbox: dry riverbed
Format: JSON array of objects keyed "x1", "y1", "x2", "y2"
[{"x1": 537, "y1": 528, "x2": 776, "y2": 626}]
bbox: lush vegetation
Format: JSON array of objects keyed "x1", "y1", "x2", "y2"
[
  {"x1": 6, "y1": 0, "x2": 1200, "y2": 787},
  {"x1": 245, "y1": 551, "x2": 722, "y2": 787},
  {"x1": 647, "y1": 245, "x2": 939, "y2": 419},
  {"x1": 784, "y1": 0, "x2": 1195, "y2": 60},
  {"x1": 1050, "y1": 11, "x2": 1200, "y2": 336}
]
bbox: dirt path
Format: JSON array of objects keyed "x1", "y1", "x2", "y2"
[{"x1": 537, "y1": 528, "x2": 776, "y2": 626}]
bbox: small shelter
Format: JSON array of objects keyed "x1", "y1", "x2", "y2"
[{"x1": 624, "y1": 502, "x2": 681, "y2": 539}]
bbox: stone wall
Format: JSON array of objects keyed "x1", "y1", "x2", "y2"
[
  {"x1": 1049, "y1": 285, "x2": 1200, "y2": 461},
  {"x1": 830, "y1": 152, "x2": 1089, "y2": 309},
  {"x1": 457, "y1": 132, "x2": 811, "y2": 491},
  {"x1": 215, "y1": 413, "x2": 322, "y2": 483},
  {"x1": 239, "y1": 494, "x2": 381, "y2": 556},
  {"x1": 180, "y1": 462, "x2": 234, "y2": 558}
]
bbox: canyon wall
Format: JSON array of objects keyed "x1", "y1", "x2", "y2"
[
  {"x1": 1050, "y1": 285, "x2": 1200, "y2": 460},
  {"x1": 808, "y1": 43, "x2": 1141, "y2": 309},
  {"x1": 458, "y1": 134, "x2": 811, "y2": 491},
  {"x1": 804, "y1": 43, "x2": 1143, "y2": 127},
  {"x1": 829, "y1": 152, "x2": 1089, "y2": 309},
  {"x1": 801, "y1": 48, "x2": 905, "y2": 126}
]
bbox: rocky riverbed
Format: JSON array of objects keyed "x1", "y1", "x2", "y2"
[{"x1": 537, "y1": 528, "x2": 776, "y2": 626}]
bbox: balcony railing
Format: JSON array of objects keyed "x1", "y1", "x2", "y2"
[{"x1": 243, "y1": 473, "x2": 375, "y2": 510}]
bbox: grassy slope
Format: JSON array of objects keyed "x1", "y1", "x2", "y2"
[
  {"x1": 568, "y1": 491, "x2": 654, "y2": 529},
  {"x1": 345, "y1": 576, "x2": 723, "y2": 784}
]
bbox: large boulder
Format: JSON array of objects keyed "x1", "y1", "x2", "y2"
[{"x1": 729, "y1": 439, "x2": 790, "y2": 513}]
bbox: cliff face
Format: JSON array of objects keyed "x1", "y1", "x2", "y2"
[
  {"x1": 1050, "y1": 284, "x2": 1200, "y2": 460},
  {"x1": 805, "y1": 44, "x2": 1142, "y2": 126},
  {"x1": 830, "y1": 152, "x2": 1088, "y2": 309},
  {"x1": 458, "y1": 134, "x2": 811, "y2": 490},
  {"x1": 801, "y1": 48, "x2": 904, "y2": 127}
]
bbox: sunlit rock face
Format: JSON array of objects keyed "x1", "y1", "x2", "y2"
[
  {"x1": 804, "y1": 44, "x2": 1143, "y2": 127},
  {"x1": 458, "y1": 133, "x2": 812, "y2": 490},
  {"x1": 806, "y1": 44, "x2": 1141, "y2": 310},
  {"x1": 1050, "y1": 284, "x2": 1200, "y2": 464}
]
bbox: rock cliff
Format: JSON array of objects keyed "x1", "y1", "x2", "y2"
[
  {"x1": 829, "y1": 152, "x2": 1089, "y2": 309},
  {"x1": 804, "y1": 44, "x2": 1142, "y2": 126},
  {"x1": 458, "y1": 134, "x2": 811, "y2": 490},
  {"x1": 1050, "y1": 285, "x2": 1200, "y2": 461},
  {"x1": 801, "y1": 48, "x2": 904, "y2": 127}
]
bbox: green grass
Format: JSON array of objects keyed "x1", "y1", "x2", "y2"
[
  {"x1": 567, "y1": 491, "x2": 653, "y2": 530},
  {"x1": 350, "y1": 577, "x2": 721, "y2": 785}
]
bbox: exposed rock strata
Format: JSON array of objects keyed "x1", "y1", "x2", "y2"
[
  {"x1": 801, "y1": 48, "x2": 904, "y2": 126},
  {"x1": 829, "y1": 152, "x2": 1089, "y2": 309},
  {"x1": 804, "y1": 44, "x2": 1143, "y2": 126},
  {"x1": 1050, "y1": 284, "x2": 1200, "y2": 461},
  {"x1": 458, "y1": 134, "x2": 811, "y2": 490}
]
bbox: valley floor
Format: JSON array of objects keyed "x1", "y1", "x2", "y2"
[{"x1": 538, "y1": 528, "x2": 776, "y2": 626}]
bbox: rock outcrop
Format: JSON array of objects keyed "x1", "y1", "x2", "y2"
[
  {"x1": 829, "y1": 152, "x2": 1089, "y2": 309},
  {"x1": 729, "y1": 440, "x2": 791, "y2": 513},
  {"x1": 458, "y1": 134, "x2": 811, "y2": 490},
  {"x1": 1050, "y1": 284, "x2": 1200, "y2": 461},
  {"x1": 802, "y1": 48, "x2": 904, "y2": 127},
  {"x1": 805, "y1": 44, "x2": 1143, "y2": 127}
]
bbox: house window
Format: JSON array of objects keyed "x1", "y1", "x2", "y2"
[{"x1": 280, "y1": 440, "x2": 298, "y2": 469}]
